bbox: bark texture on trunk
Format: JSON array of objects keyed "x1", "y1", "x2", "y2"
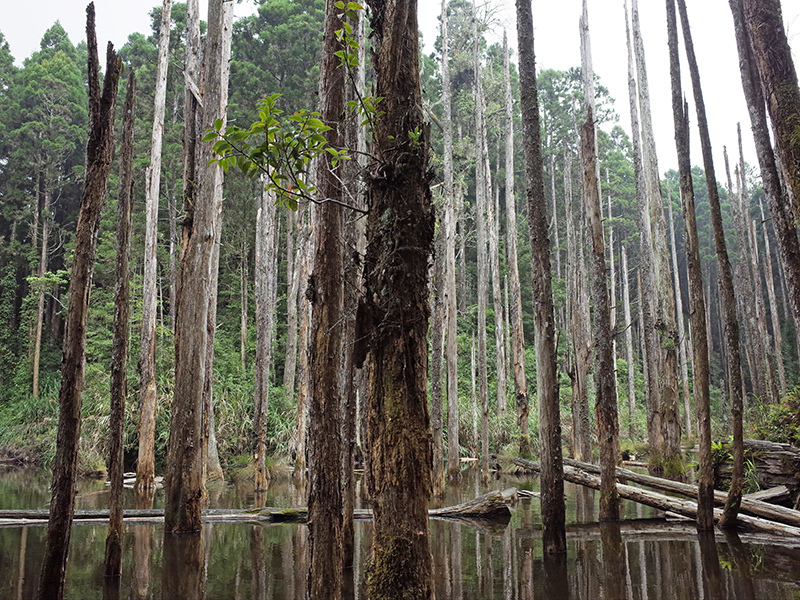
[
  {"x1": 666, "y1": 0, "x2": 712, "y2": 531},
  {"x1": 622, "y1": 247, "x2": 636, "y2": 439},
  {"x1": 104, "y1": 69, "x2": 136, "y2": 580},
  {"x1": 307, "y1": 1, "x2": 347, "y2": 594},
  {"x1": 515, "y1": 0, "x2": 566, "y2": 554},
  {"x1": 38, "y1": 13, "x2": 120, "y2": 597},
  {"x1": 359, "y1": 0, "x2": 435, "y2": 596},
  {"x1": 675, "y1": 0, "x2": 745, "y2": 527},
  {"x1": 430, "y1": 208, "x2": 446, "y2": 498},
  {"x1": 164, "y1": 0, "x2": 232, "y2": 533},
  {"x1": 283, "y1": 210, "x2": 299, "y2": 394},
  {"x1": 136, "y1": 0, "x2": 173, "y2": 491},
  {"x1": 729, "y1": 0, "x2": 800, "y2": 357},
  {"x1": 759, "y1": 199, "x2": 787, "y2": 398},
  {"x1": 633, "y1": 0, "x2": 681, "y2": 473},
  {"x1": 503, "y1": 30, "x2": 529, "y2": 455},
  {"x1": 441, "y1": 0, "x2": 460, "y2": 479}
]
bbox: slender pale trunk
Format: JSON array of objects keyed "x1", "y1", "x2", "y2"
[
  {"x1": 293, "y1": 207, "x2": 313, "y2": 479},
  {"x1": 164, "y1": 0, "x2": 232, "y2": 532},
  {"x1": 471, "y1": 334, "x2": 478, "y2": 457},
  {"x1": 104, "y1": 70, "x2": 136, "y2": 580},
  {"x1": 430, "y1": 206, "x2": 446, "y2": 498},
  {"x1": 441, "y1": 0, "x2": 460, "y2": 478},
  {"x1": 622, "y1": 247, "x2": 636, "y2": 439},
  {"x1": 667, "y1": 199, "x2": 692, "y2": 438},
  {"x1": 516, "y1": 0, "x2": 566, "y2": 553},
  {"x1": 760, "y1": 199, "x2": 787, "y2": 397},
  {"x1": 676, "y1": 0, "x2": 744, "y2": 524},
  {"x1": 550, "y1": 155, "x2": 561, "y2": 281},
  {"x1": 748, "y1": 217, "x2": 778, "y2": 402},
  {"x1": 32, "y1": 182, "x2": 50, "y2": 399},
  {"x1": 666, "y1": 0, "x2": 712, "y2": 530},
  {"x1": 38, "y1": 17, "x2": 120, "y2": 597},
  {"x1": 137, "y1": 0, "x2": 173, "y2": 491},
  {"x1": 580, "y1": 1, "x2": 620, "y2": 521},
  {"x1": 239, "y1": 239, "x2": 248, "y2": 372},
  {"x1": 283, "y1": 210, "x2": 299, "y2": 394},
  {"x1": 472, "y1": 0, "x2": 490, "y2": 483},
  {"x1": 565, "y1": 147, "x2": 591, "y2": 462},
  {"x1": 202, "y1": 2, "x2": 233, "y2": 483},
  {"x1": 253, "y1": 184, "x2": 279, "y2": 493},
  {"x1": 457, "y1": 180, "x2": 468, "y2": 317}
]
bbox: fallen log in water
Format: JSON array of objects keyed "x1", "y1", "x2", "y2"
[
  {"x1": 512, "y1": 457, "x2": 800, "y2": 537},
  {"x1": 0, "y1": 489, "x2": 513, "y2": 530},
  {"x1": 558, "y1": 456, "x2": 800, "y2": 529}
]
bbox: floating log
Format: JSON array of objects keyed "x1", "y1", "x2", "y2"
[
  {"x1": 560, "y1": 456, "x2": 800, "y2": 529},
  {"x1": 513, "y1": 457, "x2": 800, "y2": 537},
  {"x1": 0, "y1": 489, "x2": 514, "y2": 529}
]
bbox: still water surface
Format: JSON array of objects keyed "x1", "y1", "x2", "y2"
[{"x1": 0, "y1": 466, "x2": 798, "y2": 599}]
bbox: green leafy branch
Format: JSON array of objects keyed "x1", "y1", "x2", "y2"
[{"x1": 204, "y1": 93, "x2": 364, "y2": 213}]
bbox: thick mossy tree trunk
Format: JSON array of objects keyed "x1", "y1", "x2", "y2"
[
  {"x1": 136, "y1": 0, "x2": 172, "y2": 491},
  {"x1": 358, "y1": 0, "x2": 435, "y2": 597},
  {"x1": 164, "y1": 0, "x2": 232, "y2": 533},
  {"x1": 104, "y1": 69, "x2": 136, "y2": 581},
  {"x1": 307, "y1": 0, "x2": 346, "y2": 595},
  {"x1": 515, "y1": 0, "x2": 566, "y2": 554},
  {"x1": 666, "y1": 0, "x2": 713, "y2": 531},
  {"x1": 729, "y1": 0, "x2": 800, "y2": 349},
  {"x1": 675, "y1": 0, "x2": 745, "y2": 527},
  {"x1": 38, "y1": 8, "x2": 120, "y2": 598}
]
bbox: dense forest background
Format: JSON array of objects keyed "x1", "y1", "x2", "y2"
[{"x1": 0, "y1": 0, "x2": 793, "y2": 475}]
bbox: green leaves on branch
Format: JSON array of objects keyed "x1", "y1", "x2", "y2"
[{"x1": 204, "y1": 93, "x2": 349, "y2": 211}]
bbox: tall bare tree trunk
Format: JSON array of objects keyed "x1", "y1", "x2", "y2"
[
  {"x1": 441, "y1": 0, "x2": 461, "y2": 479},
  {"x1": 676, "y1": 0, "x2": 745, "y2": 525},
  {"x1": 622, "y1": 247, "x2": 636, "y2": 439},
  {"x1": 254, "y1": 184, "x2": 279, "y2": 494},
  {"x1": 666, "y1": 0, "x2": 712, "y2": 530},
  {"x1": 32, "y1": 179, "x2": 49, "y2": 400},
  {"x1": 515, "y1": 0, "x2": 566, "y2": 554},
  {"x1": 293, "y1": 207, "x2": 313, "y2": 479},
  {"x1": 283, "y1": 210, "x2": 299, "y2": 394},
  {"x1": 759, "y1": 199, "x2": 787, "y2": 398},
  {"x1": 729, "y1": 0, "x2": 800, "y2": 360},
  {"x1": 472, "y1": 0, "x2": 490, "y2": 484},
  {"x1": 430, "y1": 208, "x2": 446, "y2": 498},
  {"x1": 359, "y1": 0, "x2": 434, "y2": 595},
  {"x1": 136, "y1": 0, "x2": 172, "y2": 491},
  {"x1": 240, "y1": 239, "x2": 248, "y2": 373},
  {"x1": 626, "y1": 0, "x2": 660, "y2": 468},
  {"x1": 565, "y1": 147, "x2": 591, "y2": 462},
  {"x1": 307, "y1": 2, "x2": 349, "y2": 594},
  {"x1": 580, "y1": 1, "x2": 620, "y2": 521},
  {"x1": 633, "y1": 0, "x2": 682, "y2": 474},
  {"x1": 38, "y1": 14, "x2": 120, "y2": 597},
  {"x1": 104, "y1": 69, "x2": 136, "y2": 581},
  {"x1": 667, "y1": 199, "x2": 692, "y2": 438},
  {"x1": 164, "y1": 0, "x2": 231, "y2": 533},
  {"x1": 504, "y1": 30, "x2": 529, "y2": 456}
]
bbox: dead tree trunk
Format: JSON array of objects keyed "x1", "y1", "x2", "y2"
[
  {"x1": 759, "y1": 198, "x2": 787, "y2": 398},
  {"x1": 32, "y1": 179, "x2": 49, "y2": 400},
  {"x1": 676, "y1": 0, "x2": 745, "y2": 526},
  {"x1": 622, "y1": 247, "x2": 636, "y2": 439},
  {"x1": 441, "y1": 0, "x2": 461, "y2": 479},
  {"x1": 359, "y1": 0, "x2": 435, "y2": 596},
  {"x1": 515, "y1": 0, "x2": 566, "y2": 554},
  {"x1": 431, "y1": 206, "x2": 446, "y2": 497},
  {"x1": 580, "y1": 0, "x2": 620, "y2": 520},
  {"x1": 164, "y1": 0, "x2": 232, "y2": 533},
  {"x1": 38, "y1": 12, "x2": 120, "y2": 597},
  {"x1": 666, "y1": 0, "x2": 713, "y2": 531},
  {"x1": 283, "y1": 210, "x2": 299, "y2": 394},
  {"x1": 503, "y1": 30, "x2": 529, "y2": 455},
  {"x1": 729, "y1": 0, "x2": 800, "y2": 355},
  {"x1": 293, "y1": 207, "x2": 313, "y2": 479},
  {"x1": 104, "y1": 68, "x2": 136, "y2": 580},
  {"x1": 633, "y1": 0, "x2": 682, "y2": 474},
  {"x1": 306, "y1": 2, "x2": 347, "y2": 593},
  {"x1": 136, "y1": 0, "x2": 172, "y2": 491}
]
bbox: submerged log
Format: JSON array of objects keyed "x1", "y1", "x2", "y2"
[
  {"x1": 513, "y1": 457, "x2": 800, "y2": 537},
  {"x1": 0, "y1": 489, "x2": 514, "y2": 528},
  {"x1": 560, "y1": 456, "x2": 800, "y2": 529}
]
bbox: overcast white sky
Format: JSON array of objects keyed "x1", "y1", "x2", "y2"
[{"x1": 3, "y1": 0, "x2": 800, "y2": 176}]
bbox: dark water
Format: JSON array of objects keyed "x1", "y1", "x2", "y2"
[{"x1": 1, "y1": 466, "x2": 799, "y2": 599}]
